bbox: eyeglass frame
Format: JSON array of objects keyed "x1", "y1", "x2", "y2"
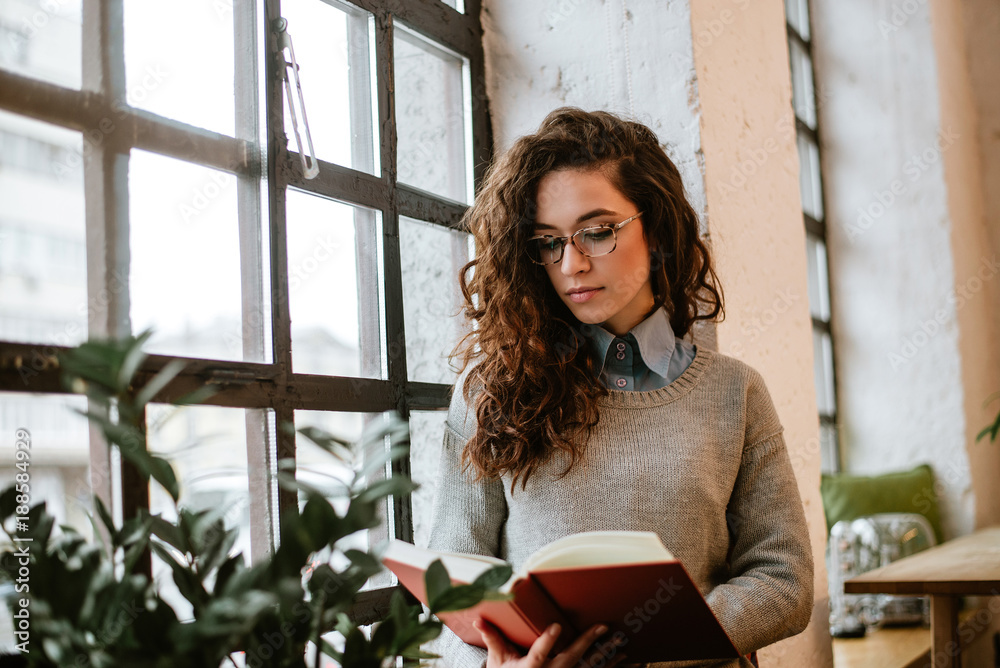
[{"x1": 525, "y1": 211, "x2": 644, "y2": 266}]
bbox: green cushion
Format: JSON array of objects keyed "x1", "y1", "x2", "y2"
[{"x1": 820, "y1": 464, "x2": 944, "y2": 544}]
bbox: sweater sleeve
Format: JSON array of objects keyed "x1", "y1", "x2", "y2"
[
  {"x1": 424, "y1": 368, "x2": 507, "y2": 668},
  {"x1": 705, "y1": 369, "x2": 814, "y2": 655}
]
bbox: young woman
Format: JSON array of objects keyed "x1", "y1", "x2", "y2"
[{"x1": 427, "y1": 108, "x2": 813, "y2": 668}]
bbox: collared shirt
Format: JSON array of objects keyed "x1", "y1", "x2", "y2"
[{"x1": 585, "y1": 307, "x2": 697, "y2": 391}]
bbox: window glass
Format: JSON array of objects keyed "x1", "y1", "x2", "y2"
[
  {"x1": 806, "y1": 233, "x2": 831, "y2": 321},
  {"x1": 796, "y1": 133, "x2": 824, "y2": 221},
  {"x1": 286, "y1": 190, "x2": 384, "y2": 379},
  {"x1": 280, "y1": 0, "x2": 379, "y2": 174},
  {"x1": 146, "y1": 403, "x2": 254, "y2": 621},
  {"x1": 400, "y1": 216, "x2": 473, "y2": 384},
  {"x1": 395, "y1": 25, "x2": 471, "y2": 203},
  {"x1": 129, "y1": 150, "x2": 256, "y2": 362},
  {"x1": 0, "y1": 0, "x2": 81, "y2": 89},
  {"x1": 409, "y1": 409, "x2": 448, "y2": 549},
  {"x1": 812, "y1": 328, "x2": 836, "y2": 416},
  {"x1": 0, "y1": 392, "x2": 92, "y2": 536},
  {"x1": 819, "y1": 421, "x2": 839, "y2": 474},
  {"x1": 123, "y1": 0, "x2": 236, "y2": 136},
  {"x1": 295, "y1": 410, "x2": 395, "y2": 589},
  {"x1": 789, "y1": 37, "x2": 816, "y2": 129},
  {"x1": 0, "y1": 111, "x2": 86, "y2": 346},
  {"x1": 784, "y1": 0, "x2": 810, "y2": 41}
]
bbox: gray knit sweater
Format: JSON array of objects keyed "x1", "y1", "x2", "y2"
[{"x1": 426, "y1": 347, "x2": 814, "y2": 667}]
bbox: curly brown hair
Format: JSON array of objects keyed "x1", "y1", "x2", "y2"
[{"x1": 451, "y1": 107, "x2": 724, "y2": 489}]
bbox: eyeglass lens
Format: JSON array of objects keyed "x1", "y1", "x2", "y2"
[{"x1": 530, "y1": 227, "x2": 616, "y2": 264}]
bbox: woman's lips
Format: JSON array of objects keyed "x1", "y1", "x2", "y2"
[{"x1": 568, "y1": 288, "x2": 602, "y2": 303}]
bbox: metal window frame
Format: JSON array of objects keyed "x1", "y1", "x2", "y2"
[
  {"x1": 0, "y1": 0, "x2": 489, "y2": 626},
  {"x1": 786, "y1": 3, "x2": 841, "y2": 471}
]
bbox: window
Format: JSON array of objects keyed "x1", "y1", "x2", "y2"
[
  {"x1": 0, "y1": 0, "x2": 487, "y2": 630},
  {"x1": 785, "y1": 0, "x2": 840, "y2": 472}
]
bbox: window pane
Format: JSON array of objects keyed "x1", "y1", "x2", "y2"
[
  {"x1": 789, "y1": 37, "x2": 816, "y2": 129},
  {"x1": 819, "y1": 419, "x2": 840, "y2": 474},
  {"x1": 395, "y1": 25, "x2": 471, "y2": 203},
  {"x1": 0, "y1": 392, "x2": 92, "y2": 536},
  {"x1": 280, "y1": 0, "x2": 378, "y2": 175},
  {"x1": 286, "y1": 190, "x2": 384, "y2": 379},
  {"x1": 147, "y1": 404, "x2": 254, "y2": 621},
  {"x1": 400, "y1": 217, "x2": 473, "y2": 384},
  {"x1": 295, "y1": 410, "x2": 394, "y2": 589},
  {"x1": 796, "y1": 133, "x2": 824, "y2": 221},
  {"x1": 123, "y1": 0, "x2": 235, "y2": 136},
  {"x1": 409, "y1": 409, "x2": 449, "y2": 549},
  {"x1": 0, "y1": 0, "x2": 81, "y2": 89},
  {"x1": 785, "y1": 0, "x2": 810, "y2": 41},
  {"x1": 129, "y1": 150, "x2": 262, "y2": 362},
  {"x1": 439, "y1": 0, "x2": 466, "y2": 12},
  {"x1": 0, "y1": 111, "x2": 87, "y2": 346},
  {"x1": 805, "y1": 233, "x2": 831, "y2": 321},
  {"x1": 812, "y1": 328, "x2": 836, "y2": 416}
]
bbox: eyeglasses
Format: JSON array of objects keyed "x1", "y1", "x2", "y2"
[{"x1": 526, "y1": 212, "x2": 643, "y2": 265}]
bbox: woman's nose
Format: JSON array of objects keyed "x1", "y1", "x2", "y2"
[{"x1": 559, "y1": 240, "x2": 590, "y2": 275}]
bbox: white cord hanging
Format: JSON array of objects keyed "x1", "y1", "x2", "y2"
[
  {"x1": 605, "y1": 0, "x2": 635, "y2": 117},
  {"x1": 621, "y1": 0, "x2": 635, "y2": 116},
  {"x1": 275, "y1": 18, "x2": 319, "y2": 180}
]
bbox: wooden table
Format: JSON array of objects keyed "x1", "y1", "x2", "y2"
[{"x1": 845, "y1": 525, "x2": 1000, "y2": 668}]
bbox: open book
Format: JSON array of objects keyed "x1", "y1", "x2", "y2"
[{"x1": 382, "y1": 531, "x2": 740, "y2": 662}]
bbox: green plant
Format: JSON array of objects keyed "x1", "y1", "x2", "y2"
[
  {"x1": 977, "y1": 391, "x2": 1000, "y2": 443},
  {"x1": 0, "y1": 331, "x2": 509, "y2": 667}
]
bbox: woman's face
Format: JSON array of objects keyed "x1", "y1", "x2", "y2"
[{"x1": 533, "y1": 168, "x2": 655, "y2": 337}]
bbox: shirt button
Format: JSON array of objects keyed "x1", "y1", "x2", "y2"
[
  {"x1": 616, "y1": 351, "x2": 626, "y2": 360},
  {"x1": 616, "y1": 378, "x2": 627, "y2": 388},
  {"x1": 616, "y1": 342, "x2": 627, "y2": 351}
]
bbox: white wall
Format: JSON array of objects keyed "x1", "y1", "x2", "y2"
[{"x1": 810, "y1": 0, "x2": 1000, "y2": 541}]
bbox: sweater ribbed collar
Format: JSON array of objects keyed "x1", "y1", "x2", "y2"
[{"x1": 597, "y1": 344, "x2": 714, "y2": 408}]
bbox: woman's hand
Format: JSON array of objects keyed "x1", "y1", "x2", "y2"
[{"x1": 475, "y1": 619, "x2": 628, "y2": 668}]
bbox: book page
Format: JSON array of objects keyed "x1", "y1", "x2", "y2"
[
  {"x1": 520, "y1": 531, "x2": 674, "y2": 574},
  {"x1": 383, "y1": 540, "x2": 510, "y2": 585}
]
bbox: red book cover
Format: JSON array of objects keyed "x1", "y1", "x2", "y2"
[
  {"x1": 382, "y1": 553, "x2": 574, "y2": 651},
  {"x1": 381, "y1": 533, "x2": 740, "y2": 662},
  {"x1": 530, "y1": 561, "x2": 740, "y2": 661}
]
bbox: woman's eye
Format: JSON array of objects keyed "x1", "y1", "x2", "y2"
[
  {"x1": 582, "y1": 228, "x2": 614, "y2": 242},
  {"x1": 539, "y1": 238, "x2": 560, "y2": 251}
]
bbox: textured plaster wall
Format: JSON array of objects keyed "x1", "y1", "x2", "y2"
[
  {"x1": 480, "y1": 0, "x2": 830, "y2": 664},
  {"x1": 687, "y1": 1, "x2": 831, "y2": 665},
  {"x1": 809, "y1": 0, "x2": 997, "y2": 540},
  {"x1": 480, "y1": 0, "x2": 706, "y2": 217}
]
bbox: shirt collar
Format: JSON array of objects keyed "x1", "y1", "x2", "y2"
[{"x1": 585, "y1": 307, "x2": 678, "y2": 377}]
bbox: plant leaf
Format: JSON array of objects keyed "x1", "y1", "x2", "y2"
[
  {"x1": 430, "y1": 583, "x2": 486, "y2": 614},
  {"x1": 135, "y1": 359, "x2": 187, "y2": 408},
  {"x1": 472, "y1": 563, "x2": 512, "y2": 590},
  {"x1": 424, "y1": 559, "x2": 450, "y2": 605}
]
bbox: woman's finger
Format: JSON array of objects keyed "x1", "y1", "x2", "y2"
[
  {"x1": 475, "y1": 619, "x2": 520, "y2": 661},
  {"x1": 523, "y1": 623, "x2": 562, "y2": 666},
  {"x1": 555, "y1": 623, "x2": 610, "y2": 662}
]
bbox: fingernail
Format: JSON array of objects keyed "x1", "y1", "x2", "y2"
[
  {"x1": 595, "y1": 624, "x2": 609, "y2": 635},
  {"x1": 548, "y1": 623, "x2": 561, "y2": 637}
]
